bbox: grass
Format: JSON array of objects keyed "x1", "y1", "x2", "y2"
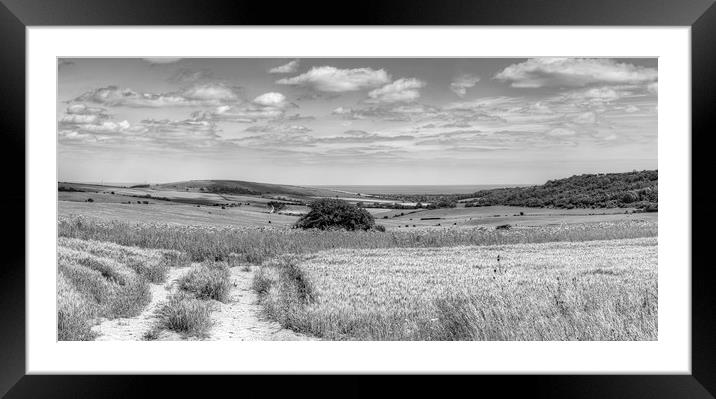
[
  {"x1": 57, "y1": 237, "x2": 188, "y2": 341},
  {"x1": 177, "y1": 262, "x2": 232, "y2": 302},
  {"x1": 58, "y1": 215, "x2": 657, "y2": 264},
  {"x1": 254, "y1": 237, "x2": 657, "y2": 341},
  {"x1": 57, "y1": 272, "x2": 98, "y2": 341},
  {"x1": 58, "y1": 251, "x2": 151, "y2": 319},
  {"x1": 152, "y1": 292, "x2": 214, "y2": 338}
]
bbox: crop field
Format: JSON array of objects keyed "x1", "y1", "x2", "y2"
[
  {"x1": 254, "y1": 237, "x2": 657, "y2": 340},
  {"x1": 59, "y1": 197, "x2": 655, "y2": 231},
  {"x1": 58, "y1": 215, "x2": 657, "y2": 264},
  {"x1": 56, "y1": 180, "x2": 659, "y2": 342},
  {"x1": 59, "y1": 201, "x2": 300, "y2": 228}
]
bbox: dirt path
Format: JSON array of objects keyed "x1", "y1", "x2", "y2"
[
  {"x1": 91, "y1": 266, "x2": 190, "y2": 341},
  {"x1": 91, "y1": 264, "x2": 315, "y2": 341},
  {"x1": 206, "y1": 266, "x2": 316, "y2": 341}
]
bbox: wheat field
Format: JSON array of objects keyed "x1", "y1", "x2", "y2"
[
  {"x1": 255, "y1": 237, "x2": 657, "y2": 341},
  {"x1": 57, "y1": 216, "x2": 658, "y2": 341}
]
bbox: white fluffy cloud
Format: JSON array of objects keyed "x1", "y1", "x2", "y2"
[
  {"x1": 450, "y1": 74, "x2": 481, "y2": 97},
  {"x1": 192, "y1": 93, "x2": 295, "y2": 123},
  {"x1": 268, "y1": 60, "x2": 300, "y2": 74},
  {"x1": 277, "y1": 66, "x2": 390, "y2": 92},
  {"x1": 58, "y1": 103, "x2": 139, "y2": 141},
  {"x1": 366, "y1": 78, "x2": 425, "y2": 103},
  {"x1": 495, "y1": 58, "x2": 657, "y2": 88},
  {"x1": 252, "y1": 92, "x2": 287, "y2": 107},
  {"x1": 182, "y1": 84, "x2": 240, "y2": 102},
  {"x1": 73, "y1": 83, "x2": 241, "y2": 107}
]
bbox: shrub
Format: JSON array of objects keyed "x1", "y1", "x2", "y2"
[
  {"x1": 177, "y1": 262, "x2": 231, "y2": 302},
  {"x1": 253, "y1": 266, "x2": 279, "y2": 296},
  {"x1": 294, "y1": 198, "x2": 375, "y2": 231},
  {"x1": 154, "y1": 293, "x2": 213, "y2": 337}
]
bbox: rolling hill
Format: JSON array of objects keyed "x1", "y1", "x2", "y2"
[
  {"x1": 464, "y1": 170, "x2": 658, "y2": 210},
  {"x1": 152, "y1": 180, "x2": 352, "y2": 198}
]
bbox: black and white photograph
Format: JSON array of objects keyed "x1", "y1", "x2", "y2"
[{"x1": 56, "y1": 57, "x2": 658, "y2": 342}]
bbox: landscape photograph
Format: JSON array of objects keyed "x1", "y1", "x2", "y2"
[{"x1": 57, "y1": 57, "x2": 658, "y2": 341}]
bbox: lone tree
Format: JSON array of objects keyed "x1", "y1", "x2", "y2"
[{"x1": 295, "y1": 198, "x2": 375, "y2": 231}]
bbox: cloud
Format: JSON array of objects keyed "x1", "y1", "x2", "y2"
[
  {"x1": 141, "y1": 118, "x2": 219, "y2": 139},
  {"x1": 142, "y1": 58, "x2": 182, "y2": 64},
  {"x1": 444, "y1": 96, "x2": 520, "y2": 110},
  {"x1": 495, "y1": 58, "x2": 657, "y2": 88},
  {"x1": 277, "y1": 66, "x2": 390, "y2": 92},
  {"x1": 167, "y1": 68, "x2": 215, "y2": 84},
  {"x1": 572, "y1": 111, "x2": 597, "y2": 124},
  {"x1": 60, "y1": 104, "x2": 110, "y2": 124},
  {"x1": 233, "y1": 130, "x2": 415, "y2": 151},
  {"x1": 192, "y1": 92, "x2": 299, "y2": 123},
  {"x1": 367, "y1": 78, "x2": 426, "y2": 103},
  {"x1": 193, "y1": 105, "x2": 282, "y2": 123},
  {"x1": 547, "y1": 128, "x2": 576, "y2": 137},
  {"x1": 72, "y1": 83, "x2": 241, "y2": 107},
  {"x1": 450, "y1": 74, "x2": 480, "y2": 97},
  {"x1": 333, "y1": 104, "x2": 439, "y2": 122},
  {"x1": 182, "y1": 84, "x2": 240, "y2": 102},
  {"x1": 252, "y1": 92, "x2": 288, "y2": 107},
  {"x1": 58, "y1": 104, "x2": 130, "y2": 133},
  {"x1": 268, "y1": 60, "x2": 300, "y2": 74},
  {"x1": 244, "y1": 124, "x2": 312, "y2": 134},
  {"x1": 344, "y1": 130, "x2": 370, "y2": 137},
  {"x1": 58, "y1": 104, "x2": 145, "y2": 145},
  {"x1": 58, "y1": 101, "x2": 231, "y2": 151},
  {"x1": 561, "y1": 86, "x2": 633, "y2": 104}
]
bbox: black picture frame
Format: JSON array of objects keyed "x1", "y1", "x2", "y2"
[{"x1": 1, "y1": 0, "x2": 713, "y2": 397}]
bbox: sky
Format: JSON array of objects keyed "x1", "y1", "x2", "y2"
[{"x1": 57, "y1": 57, "x2": 657, "y2": 185}]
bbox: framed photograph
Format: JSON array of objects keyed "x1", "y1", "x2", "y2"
[{"x1": 3, "y1": 0, "x2": 713, "y2": 396}]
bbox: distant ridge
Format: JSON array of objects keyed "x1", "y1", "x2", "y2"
[
  {"x1": 152, "y1": 180, "x2": 352, "y2": 198},
  {"x1": 465, "y1": 170, "x2": 658, "y2": 210}
]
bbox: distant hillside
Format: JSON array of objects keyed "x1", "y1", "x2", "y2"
[
  {"x1": 464, "y1": 170, "x2": 658, "y2": 210},
  {"x1": 152, "y1": 180, "x2": 349, "y2": 198}
]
